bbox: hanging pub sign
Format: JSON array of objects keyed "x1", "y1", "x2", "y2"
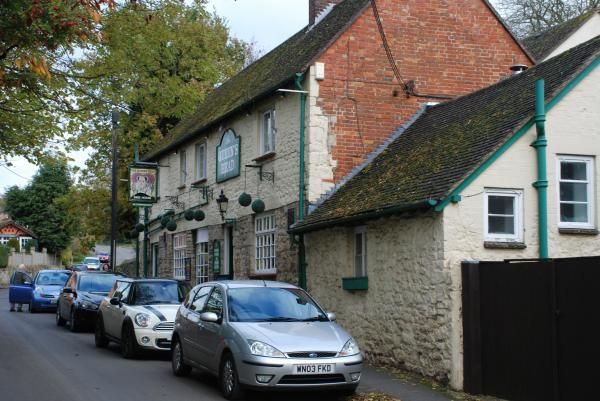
[
  {"x1": 216, "y1": 129, "x2": 240, "y2": 183},
  {"x1": 129, "y1": 165, "x2": 158, "y2": 204}
]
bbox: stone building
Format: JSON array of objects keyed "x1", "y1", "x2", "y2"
[
  {"x1": 140, "y1": 0, "x2": 530, "y2": 286},
  {"x1": 291, "y1": 37, "x2": 600, "y2": 389}
]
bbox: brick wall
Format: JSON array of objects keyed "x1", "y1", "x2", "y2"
[{"x1": 311, "y1": 0, "x2": 532, "y2": 186}]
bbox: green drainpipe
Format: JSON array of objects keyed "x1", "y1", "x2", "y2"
[
  {"x1": 532, "y1": 79, "x2": 549, "y2": 259},
  {"x1": 295, "y1": 72, "x2": 307, "y2": 289}
]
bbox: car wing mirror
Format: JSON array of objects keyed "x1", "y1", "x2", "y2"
[
  {"x1": 326, "y1": 312, "x2": 336, "y2": 321},
  {"x1": 200, "y1": 311, "x2": 219, "y2": 323},
  {"x1": 109, "y1": 297, "x2": 121, "y2": 306}
]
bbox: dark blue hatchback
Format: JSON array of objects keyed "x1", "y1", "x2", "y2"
[{"x1": 9, "y1": 269, "x2": 71, "y2": 312}]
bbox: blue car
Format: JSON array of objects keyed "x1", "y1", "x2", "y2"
[{"x1": 9, "y1": 269, "x2": 71, "y2": 313}]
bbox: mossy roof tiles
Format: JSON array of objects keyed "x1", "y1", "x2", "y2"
[
  {"x1": 143, "y1": 0, "x2": 370, "y2": 161},
  {"x1": 522, "y1": 9, "x2": 598, "y2": 61},
  {"x1": 294, "y1": 36, "x2": 600, "y2": 233}
]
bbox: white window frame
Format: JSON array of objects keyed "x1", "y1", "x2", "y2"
[
  {"x1": 354, "y1": 226, "x2": 367, "y2": 277},
  {"x1": 173, "y1": 233, "x2": 186, "y2": 280},
  {"x1": 255, "y1": 214, "x2": 276, "y2": 274},
  {"x1": 19, "y1": 236, "x2": 32, "y2": 249},
  {"x1": 194, "y1": 141, "x2": 207, "y2": 182},
  {"x1": 556, "y1": 155, "x2": 595, "y2": 229},
  {"x1": 484, "y1": 188, "x2": 523, "y2": 242},
  {"x1": 195, "y1": 229, "x2": 209, "y2": 284},
  {"x1": 260, "y1": 109, "x2": 276, "y2": 155},
  {"x1": 179, "y1": 149, "x2": 187, "y2": 186}
]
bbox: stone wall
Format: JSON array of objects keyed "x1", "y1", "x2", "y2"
[{"x1": 304, "y1": 213, "x2": 450, "y2": 381}]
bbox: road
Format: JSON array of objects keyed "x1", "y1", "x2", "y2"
[{"x1": 0, "y1": 289, "x2": 349, "y2": 401}]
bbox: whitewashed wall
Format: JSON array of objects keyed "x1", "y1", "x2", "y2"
[
  {"x1": 304, "y1": 214, "x2": 451, "y2": 381},
  {"x1": 545, "y1": 14, "x2": 600, "y2": 60},
  {"x1": 443, "y1": 66, "x2": 600, "y2": 388}
]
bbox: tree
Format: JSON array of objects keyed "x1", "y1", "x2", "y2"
[
  {"x1": 4, "y1": 159, "x2": 75, "y2": 252},
  {"x1": 0, "y1": 0, "x2": 113, "y2": 163},
  {"x1": 493, "y1": 0, "x2": 600, "y2": 37}
]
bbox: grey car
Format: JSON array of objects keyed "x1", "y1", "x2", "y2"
[{"x1": 171, "y1": 280, "x2": 362, "y2": 399}]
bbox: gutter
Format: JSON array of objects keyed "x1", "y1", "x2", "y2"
[
  {"x1": 290, "y1": 199, "x2": 439, "y2": 234},
  {"x1": 532, "y1": 79, "x2": 549, "y2": 258}
]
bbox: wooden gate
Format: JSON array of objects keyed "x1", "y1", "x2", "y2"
[{"x1": 462, "y1": 257, "x2": 600, "y2": 401}]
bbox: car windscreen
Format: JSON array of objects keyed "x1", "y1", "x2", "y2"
[
  {"x1": 35, "y1": 271, "x2": 70, "y2": 286},
  {"x1": 78, "y1": 274, "x2": 120, "y2": 294},
  {"x1": 227, "y1": 287, "x2": 328, "y2": 323},
  {"x1": 130, "y1": 282, "x2": 183, "y2": 305}
]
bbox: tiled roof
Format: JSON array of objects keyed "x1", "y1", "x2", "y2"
[
  {"x1": 522, "y1": 9, "x2": 598, "y2": 61},
  {"x1": 0, "y1": 219, "x2": 37, "y2": 238},
  {"x1": 293, "y1": 36, "x2": 600, "y2": 233},
  {"x1": 143, "y1": 0, "x2": 370, "y2": 161}
]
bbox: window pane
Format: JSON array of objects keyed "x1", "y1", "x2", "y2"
[
  {"x1": 355, "y1": 233, "x2": 363, "y2": 256},
  {"x1": 488, "y1": 195, "x2": 514, "y2": 215},
  {"x1": 561, "y1": 161, "x2": 587, "y2": 180},
  {"x1": 488, "y1": 216, "x2": 515, "y2": 234},
  {"x1": 560, "y1": 203, "x2": 588, "y2": 223},
  {"x1": 560, "y1": 182, "x2": 587, "y2": 202}
]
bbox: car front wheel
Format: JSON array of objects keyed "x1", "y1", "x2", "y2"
[
  {"x1": 171, "y1": 338, "x2": 192, "y2": 377},
  {"x1": 219, "y1": 353, "x2": 243, "y2": 400},
  {"x1": 56, "y1": 306, "x2": 66, "y2": 326},
  {"x1": 121, "y1": 324, "x2": 139, "y2": 359},
  {"x1": 94, "y1": 316, "x2": 109, "y2": 348}
]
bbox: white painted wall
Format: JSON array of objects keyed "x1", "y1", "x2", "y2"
[
  {"x1": 545, "y1": 13, "x2": 600, "y2": 60},
  {"x1": 443, "y1": 65, "x2": 600, "y2": 389}
]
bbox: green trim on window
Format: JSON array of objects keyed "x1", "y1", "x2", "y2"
[{"x1": 342, "y1": 276, "x2": 368, "y2": 291}]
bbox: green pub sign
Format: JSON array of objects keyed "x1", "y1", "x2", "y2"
[
  {"x1": 212, "y1": 240, "x2": 221, "y2": 273},
  {"x1": 216, "y1": 129, "x2": 240, "y2": 182}
]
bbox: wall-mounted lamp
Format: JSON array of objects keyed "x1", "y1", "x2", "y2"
[{"x1": 216, "y1": 190, "x2": 229, "y2": 220}]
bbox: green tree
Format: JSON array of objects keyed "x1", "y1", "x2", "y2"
[
  {"x1": 0, "y1": 0, "x2": 113, "y2": 163},
  {"x1": 4, "y1": 159, "x2": 75, "y2": 252}
]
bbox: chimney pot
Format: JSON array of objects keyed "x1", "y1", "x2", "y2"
[{"x1": 509, "y1": 64, "x2": 529, "y2": 75}]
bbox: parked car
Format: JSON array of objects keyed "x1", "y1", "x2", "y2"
[
  {"x1": 56, "y1": 271, "x2": 125, "y2": 332},
  {"x1": 83, "y1": 256, "x2": 101, "y2": 270},
  {"x1": 9, "y1": 269, "x2": 71, "y2": 313},
  {"x1": 95, "y1": 278, "x2": 189, "y2": 358},
  {"x1": 70, "y1": 263, "x2": 88, "y2": 272},
  {"x1": 171, "y1": 280, "x2": 363, "y2": 400}
]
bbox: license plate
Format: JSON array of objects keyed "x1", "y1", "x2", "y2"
[
  {"x1": 294, "y1": 364, "x2": 335, "y2": 375},
  {"x1": 50, "y1": 299, "x2": 57, "y2": 304}
]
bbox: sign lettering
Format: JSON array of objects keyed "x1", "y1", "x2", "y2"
[{"x1": 216, "y1": 129, "x2": 240, "y2": 182}]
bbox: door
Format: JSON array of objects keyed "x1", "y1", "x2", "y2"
[
  {"x1": 196, "y1": 286, "x2": 224, "y2": 371},
  {"x1": 221, "y1": 226, "x2": 233, "y2": 279},
  {"x1": 182, "y1": 285, "x2": 212, "y2": 363},
  {"x1": 9, "y1": 271, "x2": 33, "y2": 304},
  {"x1": 103, "y1": 281, "x2": 131, "y2": 337},
  {"x1": 59, "y1": 273, "x2": 77, "y2": 320}
]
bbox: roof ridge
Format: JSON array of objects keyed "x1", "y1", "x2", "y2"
[{"x1": 308, "y1": 105, "x2": 428, "y2": 214}]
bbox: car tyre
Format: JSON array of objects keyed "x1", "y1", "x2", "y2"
[
  {"x1": 219, "y1": 352, "x2": 244, "y2": 400},
  {"x1": 171, "y1": 337, "x2": 192, "y2": 377},
  {"x1": 29, "y1": 301, "x2": 36, "y2": 313},
  {"x1": 94, "y1": 315, "x2": 109, "y2": 348},
  {"x1": 70, "y1": 308, "x2": 80, "y2": 332},
  {"x1": 121, "y1": 323, "x2": 139, "y2": 359},
  {"x1": 56, "y1": 306, "x2": 66, "y2": 326}
]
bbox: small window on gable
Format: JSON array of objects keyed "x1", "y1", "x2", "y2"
[
  {"x1": 180, "y1": 149, "x2": 187, "y2": 186},
  {"x1": 260, "y1": 109, "x2": 276, "y2": 155},
  {"x1": 354, "y1": 226, "x2": 367, "y2": 277},
  {"x1": 194, "y1": 142, "x2": 207, "y2": 181},
  {"x1": 557, "y1": 155, "x2": 594, "y2": 229},
  {"x1": 484, "y1": 189, "x2": 523, "y2": 242}
]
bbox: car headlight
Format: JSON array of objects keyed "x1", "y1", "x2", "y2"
[
  {"x1": 339, "y1": 338, "x2": 360, "y2": 356},
  {"x1": 247, "y1": 340, "x2": 285, "y2": 358},
  {"x1": 81, "y1": 301, "x2": 97, "y2": 310},
  {"x1": 134, "y1": 313, "x2": 151, "y2": 327}
]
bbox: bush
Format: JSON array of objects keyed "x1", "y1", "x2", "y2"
[
  {"x1": 7, "y1": 238, "x2": 19, "y2": 253},
  {"x1": 0, "y1": 245, "x2": 8, "y2": 268}
]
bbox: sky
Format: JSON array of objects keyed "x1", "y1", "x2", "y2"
[{"x1": 0, "y1": 0, "x2": 309, "y2": 193}]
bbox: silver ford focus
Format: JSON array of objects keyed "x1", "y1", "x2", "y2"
[{"x1": 171, "y1": 280, "x2": 362, "y2": 400}]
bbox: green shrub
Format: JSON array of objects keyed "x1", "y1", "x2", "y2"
[
  {"x1": 7, "y1": 238, "x2": 19, "y2": 253},
  {"x1": 0, "y1": 245, "x2": 9, "y2": 268}
]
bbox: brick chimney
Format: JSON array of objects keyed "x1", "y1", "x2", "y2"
[{"x1": 309, "y1": 0, "x2": 344, "y2": 25}]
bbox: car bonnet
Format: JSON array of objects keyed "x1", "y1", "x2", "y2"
[{"x1": 134, "y1": 304, "x2": 179, "y2": 322}]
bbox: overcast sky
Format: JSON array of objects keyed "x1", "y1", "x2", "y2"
[{"x1": 0, "y1": 0, "x2": 309, "y2": 193}]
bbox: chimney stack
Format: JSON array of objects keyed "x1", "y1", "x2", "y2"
[{"x1": 309, "y1": 0, "x2": 344, "y2": 25}]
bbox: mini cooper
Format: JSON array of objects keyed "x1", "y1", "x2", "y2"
[{"x1": 95, "y1": 278, "x2": 188, "y2": 358}]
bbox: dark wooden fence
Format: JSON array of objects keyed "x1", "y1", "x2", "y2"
[{"x1": 462, "y1": 257, "x2": 600, "y2": 401}]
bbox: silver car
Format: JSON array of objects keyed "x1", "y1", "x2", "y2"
[{"x1": 172, "y1": 280, "x2": 362, "y2": 399}]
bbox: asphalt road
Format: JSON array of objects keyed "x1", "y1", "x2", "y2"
[{"x1": 0, "y1": 289, "x2": 349, "y2": 401}]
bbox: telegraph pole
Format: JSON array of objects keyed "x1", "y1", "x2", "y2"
[{"x1": 110, "y1": 110, "x2": 119, "y2": 271}]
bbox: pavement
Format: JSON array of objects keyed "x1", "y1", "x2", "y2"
[{"x1": 359, "y1": 364, "x2": 452, "y2": 401}]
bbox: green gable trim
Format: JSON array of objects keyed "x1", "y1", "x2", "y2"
[{"x1": 435, "y1": 54, "x2": 600, "y2": 213}]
